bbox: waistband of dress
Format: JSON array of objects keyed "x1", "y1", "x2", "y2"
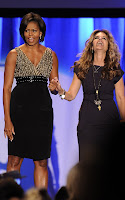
[
  {"x1": 15, "y1": 76, "x2": 47, "y2": 85},
  {"x1": 84, "y1": 93, "x2": 113, "y2": 101}
]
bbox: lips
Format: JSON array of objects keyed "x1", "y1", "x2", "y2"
[
  {"x1": 97, "y1": 42, "x2": 103, "y2": 46},
  {"x1": 28, "y1": 38, "x2": 34, "y2": 42}
]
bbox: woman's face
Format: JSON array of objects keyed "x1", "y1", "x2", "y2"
[
  {"x1": 24, "y1": 21, "x2": 42, "y2": 46},
  {"x1": 92, "y1": 32, "x2": 109, "y2": 53}
]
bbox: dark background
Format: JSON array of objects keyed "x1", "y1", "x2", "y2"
[{"x1": 0, "y1": 0, "x2": 125, "y2": 17}]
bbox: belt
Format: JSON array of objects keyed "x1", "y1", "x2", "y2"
[{"x1": 15, "y1": 76, "x2": 47, "y2": 85}]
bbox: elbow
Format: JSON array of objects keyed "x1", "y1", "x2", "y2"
[
  {"x1": 117, "y1": 95, "x2": 125, "y2": 105},
  {"x1": 117, "y1": 96, "x2": 125, "y2": 118},
  {"x1": 67, "y1": 93, "x2": 76, "y2": 101},
  {"x1": 3, "y1": 86, "x2": 11, "y2": 96}
]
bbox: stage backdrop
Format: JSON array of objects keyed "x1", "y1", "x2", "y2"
[{"x1": 0, "y1": 17, "x2": 125, "y2": 199}]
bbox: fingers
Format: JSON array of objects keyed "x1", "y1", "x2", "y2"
[
  {"x1": 49, "y1": 84, "x2": 57, "y2": 91},
  {"x1": 49, "y1": 77, "x2": 62, "y2": 93},
  {"x1": 50, "y1": 78, "x2": 60, "y2": 87},
  {"x1": 4, "y1": 128, "x2": 14, "y2": 142},
  {"x1": 53, "y1": 77, "x2": 58, "y2": 81},
  {"x1": 4, "y1": 130, "x2": 7, "y2": 138},
  {"x1": 49, "y1": 78, "x2": 59, "y2": 91},
  {"x1": 50, "y1": 80, "x2": 58, "y2": 85},
  {"x1": 50, "y1": 77, "x2": 59, "y2": 83},
  {"x1": 12, "y1": 127, "x2": 15, "y2": 135}
]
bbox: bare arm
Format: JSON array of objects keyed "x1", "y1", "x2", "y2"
[
  {"x1": 50, "y1": 73, "x2": 81, "y2": 101},
  {"x1": 115, "y1": 77, "x2": 125, "y2": 121},
  {"x1": 49, "y1": 51, "x2": 59, "y2": 94},
  {"x1": 3, "y1": 49, "x2": 17, "y2": 141},
  {"x1": 61, "y1": 73, "x2": 81, "y2": 101}
]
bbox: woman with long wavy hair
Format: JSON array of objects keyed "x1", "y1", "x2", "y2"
[{"x1": 49, "y1": 29, "x2": 125, "y2": 167}]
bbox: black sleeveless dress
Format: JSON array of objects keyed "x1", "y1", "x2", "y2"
[
  {"x1": 9, "y1": 47, "x2": 53, "y2": 161},
  {"x1": 74, "y1": 65, "x2": 124, "y2": 165}
]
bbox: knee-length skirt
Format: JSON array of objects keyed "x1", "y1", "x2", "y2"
[{"x1": 9, "y1": 81, "x2": 53, "y2": 160}]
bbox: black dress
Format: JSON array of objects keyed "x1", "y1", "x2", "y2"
[
  {"x1": 74, "y1": 65, "x2": 124, "y2": 165},
  {"x1": 9, "y1": 47, "x2": 53, "y2": 161}
]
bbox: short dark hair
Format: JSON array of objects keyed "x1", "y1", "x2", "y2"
[{"x1": 19, "y1": 12, "x2": 46, "y2": 42}]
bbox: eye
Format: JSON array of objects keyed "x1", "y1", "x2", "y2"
[
  {"x1": 102, "y1": 37, "x2": 107, "y2": 40},
  {"x1": 25, "y1": 29, "x2": 29, "y2": 33},
  {"x1": 32, "y1": 29, "x2": 37, "y2": 32},
  {"x1": 94, "y1": 36, "x2": 99, "y2": 40}
]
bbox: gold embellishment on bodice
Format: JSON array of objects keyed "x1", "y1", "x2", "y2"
[{"x1": 14, "y1": 47, "x2": 53, "y2": 78}]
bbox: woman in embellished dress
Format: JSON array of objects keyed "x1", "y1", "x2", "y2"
[
  {"x1": 49, "y1": 29, "x2": 125, "y2": 166},
  {"x1": 3, "y1": 12, "x2": 58, "y2": 188}
]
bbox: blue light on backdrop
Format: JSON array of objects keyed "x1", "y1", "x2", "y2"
[
  {"x1": 0, "y1": 17, "x2": 125, "y2": 199},
  {"x1": 0, "y1": 17, "x2": 125, "y2": 73}
]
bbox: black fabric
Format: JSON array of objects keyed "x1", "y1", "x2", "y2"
[
  {"x1": 74, "y1": 65, "x2": 124, "y2": 163},
  {"x1": 9, "y1": 81, "x2": 53, "y2": 160}
]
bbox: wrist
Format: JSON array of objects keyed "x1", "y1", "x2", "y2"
[
  {"x1": 58, "y1": 88, "x2": 65, "y2": 95},
  {"x1": 59, "y1": 89, "x2": 66, "y2": 100},
  {"x1": 4, "y1": 116, "x2": 11, "y2": 122}
]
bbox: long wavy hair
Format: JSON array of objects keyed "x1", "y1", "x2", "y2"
[{"x1": 74, "y1": 29, "x2": 121, "y2": 80}]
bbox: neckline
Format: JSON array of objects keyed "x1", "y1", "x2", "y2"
[
  {"x1": 93, "y1": 65, "x2": 103, "y2": 74},
  {"x1": 18, "y1": 47, "x2": 48, "y2": 68},
  {"x1": 93, "y1": 65, "x2": 104, "y2": 68}
]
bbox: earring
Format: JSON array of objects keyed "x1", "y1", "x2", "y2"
[
  {"x1": 92, "y1": 48, "x2": 94, "y2": 54},
  {"x1": 39, "y1": 35, "x2": 42, "y2": 40}
]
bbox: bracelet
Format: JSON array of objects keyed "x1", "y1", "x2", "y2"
[{"x1": 59, "y1": 89, "x2": 66, "y2": 100}]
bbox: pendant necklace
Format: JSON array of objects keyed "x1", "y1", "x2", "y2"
[
  {"x1": 93, "y1": 65, "x2": 103, "y2": 73},
  {"x1": 93, "y1": 66, "x2": 102, "y2": 111}
]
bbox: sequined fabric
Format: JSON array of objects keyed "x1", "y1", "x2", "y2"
[{"x1": 14, "y1": 47, "x2": 53, "y2": 78}]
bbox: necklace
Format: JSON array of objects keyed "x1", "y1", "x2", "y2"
[
  {"x1": 93, "y1": 66, "x2": 102, "y2": 111},
  {"x1": 93, "y1": 65, "x2": 103, "y2": 73}
]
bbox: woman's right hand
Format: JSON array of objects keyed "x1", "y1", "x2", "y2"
[
  {"x1": 49, "y1": 77, "x2": 64, "y2": 94},
  {"x1": 4, "y1": 119, "x2": 15, "y2": 142}
]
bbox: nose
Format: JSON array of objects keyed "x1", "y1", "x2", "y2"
[{"x1": 29, "y1": 30, "x2": 33, "y2": 36}]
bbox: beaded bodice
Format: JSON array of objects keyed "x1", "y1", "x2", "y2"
[{"x1": 14, "y1": 47, "x2": 53, "y2": 78}]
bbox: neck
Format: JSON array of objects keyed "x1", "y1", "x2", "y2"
[
  {"x1": 93, "y1": 52, "x2": 106, "y2": 66},
  {"x1": 25, "y1": 43, "x2": 41, "y2": 51}
]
